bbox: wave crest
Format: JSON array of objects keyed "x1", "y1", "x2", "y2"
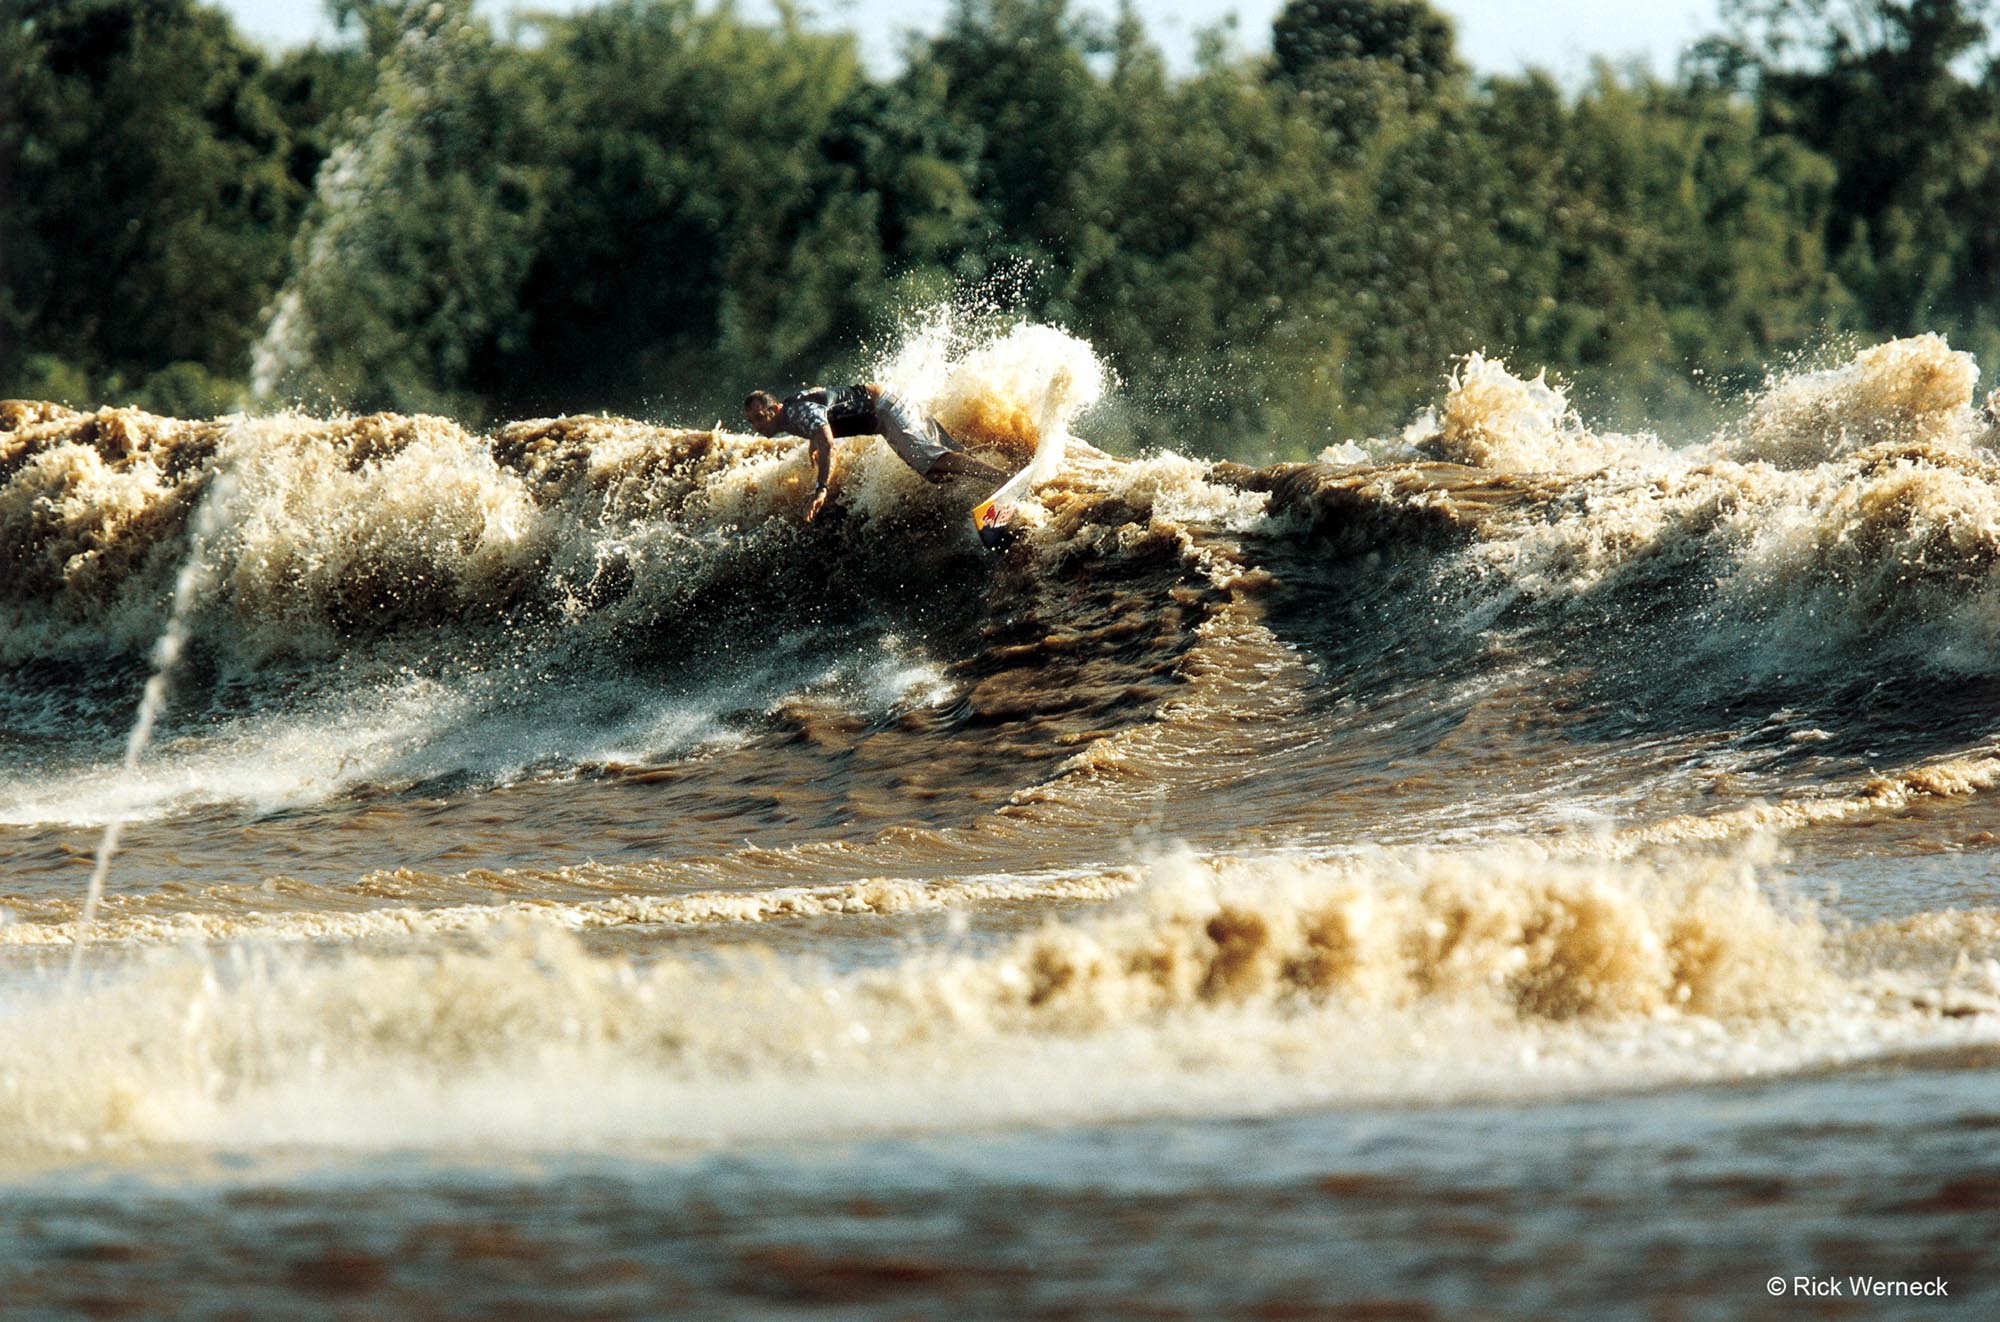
[{"x1": 5, "y1": 841, "x2": 1992, "y2": 1159}]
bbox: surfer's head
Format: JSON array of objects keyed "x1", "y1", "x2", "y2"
[{"x1": 743, "y1": 391, "x2": 781, "y2": 436}]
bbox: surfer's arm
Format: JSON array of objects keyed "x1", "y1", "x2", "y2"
[{"x1": 805, "y1": 425, "x2": 834, "y2": 522}]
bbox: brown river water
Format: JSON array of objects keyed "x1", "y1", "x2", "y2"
[{"x1": 3, "y1": 328, "x2": 1999, "y2": 1316}]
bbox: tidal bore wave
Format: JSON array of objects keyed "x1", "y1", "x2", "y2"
[
  {"x1": 5, "y1": 326, "x2": 2000, "y2": 1160},
  {"x1": 2, "y1": 845, "x2": 1997, "y2": 1160}
]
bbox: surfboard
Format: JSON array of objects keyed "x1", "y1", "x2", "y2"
[
  {"x1": 972, "y1": 493, "x2": 1016, "y2": 550},
  {"x1": 972, "y1": 453, "x2": 1043, "y2": 549},
  {"x1": 965, "y1": 408, "x2": 1070, "y2": 551}
]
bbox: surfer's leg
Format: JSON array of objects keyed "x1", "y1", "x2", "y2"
[
  {"x1": 877, "y1": 393, "x2": 965, "y2": 477},
  {"x1": 929, "y1": 417, "x2": 968, "y2": 453},
  {"x1": 925, "y1": 449, "x2": 1009, "y2": 482},
  {"x1": 915, "y1": 413, "x2": 1006, "y2": 481}
]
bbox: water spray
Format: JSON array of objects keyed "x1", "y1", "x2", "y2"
[{"x1": 69, "y1": 456, "x2": 240, "y2": 979}]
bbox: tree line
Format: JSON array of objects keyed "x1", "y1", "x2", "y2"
[{"x1": 4, "y1": 0, "x2": 1999, "y2": 457}]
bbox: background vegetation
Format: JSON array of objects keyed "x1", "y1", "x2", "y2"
[{"x1": 5, "y1": 0, "x2": 1999, "y2": 456}]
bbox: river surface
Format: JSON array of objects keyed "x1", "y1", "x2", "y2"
[{"x1": 3, "y1": 329, "x2": 1997, "y2": 1316}]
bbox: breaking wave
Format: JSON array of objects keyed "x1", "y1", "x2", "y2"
[
  {"x1": 1, "y1": 843, "x2": 1995, "y2": 1160},
  {"x1": 10, "y1": 329, "x2": 2000, "y2": 673},
  {"x1": 10, "y1": 329, "x2": 2000, "y2": 837},
  {"x1": 9, "y1": 327, "x2": 2000, "y2": 1165}
]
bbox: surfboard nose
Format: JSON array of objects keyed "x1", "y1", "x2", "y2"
[{"x1": 974, "y1": 498, "x2": 1018, "y2": 550}]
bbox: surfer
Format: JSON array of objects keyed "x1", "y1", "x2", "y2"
[{"x1": 743, "y1": 383, "x2": 1007, "y2": 522}]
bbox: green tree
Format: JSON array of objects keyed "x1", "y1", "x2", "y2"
[
  {"x1": 263, "y1": 39, "x2": 373, "y2": 199},
  {"x1": 1449, "y1": 68, "x2": 1850, "y2": 432},
  {"x1": 1273, "y1": 0, "x2": 1460, "y2": 87},
  {"x1": 1, "y1": 0, "x2": 300, "y2": 405},
  {"x1": 1059, "y1": 8, "x2": 1378, "y2": 451},
  {"x1": 924, "y1": 0, "x2": 1116, "y2": 310},
  {"x1": 1270, "y1": 0, "x2": 1464, "y2": 147},
  {"x1": 251, "y1": 0, "x2": 548, "y2": 417},
  {"x1": 481, "y1": 0, "x2": 886, "y2": 417},
  {"x1": 1714, "y1": 0, "x2": 2000, "y2": 333},
  {"x1": 819, "y1": 65, "x2": 986, "y2": 285}
]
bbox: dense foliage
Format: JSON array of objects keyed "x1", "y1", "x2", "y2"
[{"x1": 5, "y1": 0, "x2": 1999, "y2": 455}]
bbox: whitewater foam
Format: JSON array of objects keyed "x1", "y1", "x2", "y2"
[
  {"x1": 1440, "y1": 336, "x2": 2000, "y2": 686},
  {"x1": 1424, "y1": 353, "x2": 1665, "y2": 474},
  {"x1": 1729, "y1": 333, "x2": 1984, "y2": 468},
  {"x1": 1, "y1": 843, "x2": 1993, "y2": 1162}
]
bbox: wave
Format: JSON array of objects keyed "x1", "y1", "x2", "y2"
[
  {"x1": 1, "y1": 842, "x2": 1994, "y2": 1160},
  {"x1": 11, "y1": 330, "x2": 2000, "y2": 838},
  {"x1": 1, "y1": 323, "x2": 1110, "y2": 666},
  {"x1": 1408, "y1": 335, "x2": 2000, "y2": 691},
  {"x1": 0, "y1": 869, "x2": 1138, "y2": 948},
  {"x1": 2, "y1": 326, "x2": 1214, "y2": 824},
  {"x1": 6, "y1": 325, "x2": 2000, "y2": 1182}
]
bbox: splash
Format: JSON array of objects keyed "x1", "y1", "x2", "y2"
[
  {"x1": 1429, "y1": 336, "x2": 2000, "y2": 685},
  {"x1": 1729, "y1": 333, "x2": 1982, "y2": 468},
  {"x1": 2, "y1": 842, "x2": 1992, "y2": 1160},
  {"x1": 0, "y1": 871, "x2": 1141, "y2": 948},
  {"x1": 999, "y1": 844, "x2": 1835, "y2": 1022},
  {"x1": 875, "y1": 314, "x2": 1108, "y2": 485},
  {"x1": 68, "y1": 440, "x2": 244, "y2": 971},
  {"x1": 0, "y1": 347, "x2": 1216, "y2": 827},
  {"x1": 249, "y1": 0, "x2": 532, "y2": 413},
  {"x1": 1425, "y1": 353, "x2": 1660, "y2": 474},
  {"x1": 9, "y1": 327, "x2": 2000, "y2": 1178},
  {"x1": 8, "y1": 324, "x2": 1117, "y2": 680},
  {"x1": 20, "y1": 332, "x2": 2000, "y2": 848}
]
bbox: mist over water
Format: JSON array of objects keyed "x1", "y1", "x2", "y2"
[{"x1": 6, "y1": 322, "x2": 2000, "y2": 1310}]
